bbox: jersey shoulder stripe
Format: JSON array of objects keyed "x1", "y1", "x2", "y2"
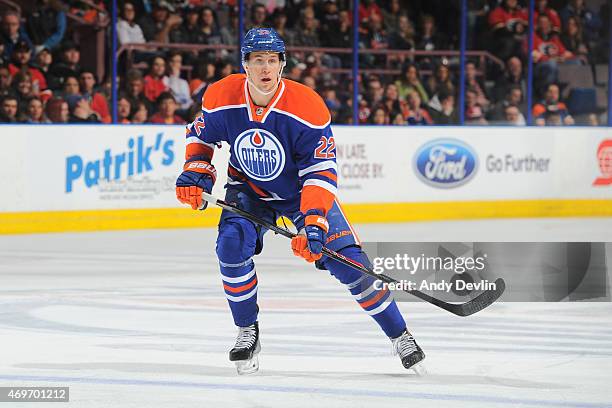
[
  {"x1": 273, "y1": 79, "x2": 331, "y2": 128},
  {"x1": 202, "y1": 74, "x2": 247, "y2": 111}
]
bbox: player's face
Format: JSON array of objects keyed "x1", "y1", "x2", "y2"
[{"x1": 245, "y1": 52, "x2": 282, "y2": 93}]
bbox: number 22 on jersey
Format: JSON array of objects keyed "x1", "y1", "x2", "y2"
[{"x1": 314, "y1": 136, "x2": 336, "y2": 159}]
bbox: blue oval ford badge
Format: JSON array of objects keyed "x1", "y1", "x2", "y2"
[{"x1": 413, "y1": 138, "x2": 478, "y2": 188}]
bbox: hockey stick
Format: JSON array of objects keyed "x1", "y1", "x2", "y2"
[{"x1": 201, "y1": 192, "x2": 505, "y2": 317}]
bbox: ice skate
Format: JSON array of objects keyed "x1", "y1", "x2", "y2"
[
  {"x1": 229, "y1": 321, "x2": 261, "y2": 375},
  {"x1": 391, "y1": 329, "x2": 426, "y2": 376}
]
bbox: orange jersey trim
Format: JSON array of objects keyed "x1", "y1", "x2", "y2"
[
  {"x1": 300, "y1": 185, "x2": 335, "y2": 216},
  {"x1": 359, "y1": 289, "x2": 389, "y2": 309},
  {"x1": 223, "y1": 277, "x2": 258, "y2": 293}
]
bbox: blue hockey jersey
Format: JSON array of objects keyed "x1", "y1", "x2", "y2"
[{"x1": 184, "y1": 74, "x2": 338, "y2": 215}]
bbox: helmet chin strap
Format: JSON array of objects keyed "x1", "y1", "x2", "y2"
[{"x1": 244, "y1": 62, "x2": 285, "y2": 97}]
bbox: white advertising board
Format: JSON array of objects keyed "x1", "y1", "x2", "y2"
[{"x1": 0, "y1": 125, "x2": 610, "y2": 213}]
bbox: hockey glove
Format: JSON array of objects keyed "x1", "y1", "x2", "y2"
[
  {"x1": 176, "y1": 157, "x2": 216, "y2": 210},
  {"x1": 291, "y1": 210, "x2": 329, "y2": 263}
]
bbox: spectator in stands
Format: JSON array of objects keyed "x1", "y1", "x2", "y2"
[
  {"x1": 125, "y1": 69, "x2": 153, "y2": 114},
  {"x1": 365, "y1": 76, "x2": 384, "y2": 107},
  {"x1": 45, "y1": 97, "x2": 69, "y2": 123},
  {"x1": 559, "y1": 0, "x2": 602, "y2": 46},
  {"x1": 130, "y1": 100, "x2": 149, "y2": 124},
  {"x1": 269, "y1": 9, "x2": 294, "y2": 46},
  {"x1": 533, "y1": 83, "x2": 574, "y2": 126},
  {"x1": 493, "y1": 56, "x2": 526, "y2": 102},
  {"x1": 388, "y1": 15, "x2": 415, "y2": 53},
  {"x1": 197, "y1": 6, "x2": 222, "y2": 61},
  {"x1": 415, "y1": 13, "x2": 449, "y2": 69},
  {"x1": 166, "y1": 51, "x2": 191, "y2": 112},
  {"x1": 0, "y1": 65, "x2": 12, "y2": 98},
  {"x1": 465, "y1": 88, "x2": 488, "y2": 125},
  {"x1": 68, "y1": 97, "x2": 100, "y2": 123},
  {"x1": 534, "y1": 0, "x2": 561, "y2": 32},
  {"x1": 139, "y1": 0, "x2": 182, "y2": 43},
  {"x1": 170, "y1": 5, "x2": 200, "y2": 44},
  {"x1": 488, "y1": 0, "x2": 528, "y2": 61},
  {"x1": 319, "y1": 9, "x2": 352, "y2": 67},
  {"x1": 220, "y1": 9, "x2": 239, "y2": 60},
  {"x1": 48, "y1": 42, "x2": 81, "y2": 91},
  {"x1": 532, "y1": 14, "x2": 575, "y2": 90},
  {"x1": 395, "y1": 63, "x2": 428, "y2": 103},
  {"x1": 503, "y1": 104, "x2": 525, "y2": 125},
  {"x1": 295, "y1": 8, "x2": 320, "y2": 48},
  {"x1": 284, "y1": 57, "x2": 306, "y2": 82},
  {"x1": 427, "y1": 62, "x2": 454, "y2": 97},
  {"x1": 25, "y1": 0, "x2": 66, "y2": 54},
  {"x1": 359, "y1": 0, "x2": 383, "y2": 27},
  {"x1": 1, "y1": 10, "x2": 32, "y2": 63},
  {"x1": 79, "y1": 69, "x2": 111, "y2": 123},
  {"x1": 34, "y1": 47, "x2": 53, "y2": 87},
  {"x1": 144, "y1": 56, "x2": 168, "y2": 103},
  {"x1": 117, "y1": 95, "x2": 132, "y2": 124},
  {"x1": 302, "y1": 75, "x2": 317, "y2": 90},
  {"x1": 0, "y1": 94, "x2": 18, "y2": 122},
  {"x1": 369, "y1": 106, "x2": 389, "y2": 125},
  {"x1": 8, "y1": 41, "x2": 48, "y2": 95},
  {"x1": 149, "y1": 92, "x2": 184, "y2": 124},
  {"x1": 428, "y1": 88, "x2": 458, "y2": 124},
  {"x1": 362, "y1": 14, "x2": 388, "y2": 68},
  {"x1": 382, "y1": 0, "x2": 404, "y2": 33},
  {"x1": 381, "y1": 83, "x2": 405, "y2": 119},
  {"x1": 248, "y1": 4, "x2": 268, "y2": 30},
  {"x1": 62, "y1": 74, "x2": 80, "y2": 99},
  {"x1": 12, "y1": 71, "x2": 36, "y2": 111},
  {"x1": 391, "y1": 112, "x2": 407, "y2": 125},
  {"x1": 215, "y1": 59, "x2": 234, "y2": 80},
  {"x1": 490, "y1": 84, "x2": 526, "y2": 123},
  {"x1": 322, "y1": 87, "x2": 342, "y2": 121},
  {"x1": 405, "y1": 90, "x2": 433, "y2": 125},
  {"x1": 117, "y1": 2, "x2": 146, "y2": 45},
  {"x1": 561, "y1": 16, "x2": 589, "y2": 64},
  {"x1": 23, "y1": 96, "x2": 50, "y2": 123},
  {"x1": 465, "y1": 61, "x2": 489, "y2": 111},
  {"x1": 319, "y1": 1, "x2": 339, "y2": 46}
]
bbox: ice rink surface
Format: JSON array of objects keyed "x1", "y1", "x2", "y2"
[{"x1": 1, "y1": 218, "x2": 612, "y2": 408}]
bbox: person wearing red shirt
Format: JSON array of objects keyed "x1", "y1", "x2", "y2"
[
  {"x1": 8, "y1": 41, "x2": 47, "y2": 95},
  {"x1": 149, "y1": 91, "x2": 184, "y2": 124},
  {"x1": 488, "y1": 0, "x2": 528, "y2": 60},
  {"x1": 530, "y1": 14, "x2": 575, "y2": 90},
  {"x1": 143, "y1": 55, "x2": 168, "y2": 103},
  {"x1": 79, "y1": 69, "x2": 111, "y2": 123},
  {"x1": 534, "y1": 0, "x2": 561, "y2": 32}
]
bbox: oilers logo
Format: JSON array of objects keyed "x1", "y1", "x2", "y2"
[{"x1": 234, "y1": 129, "x2": 286, "y2": 181}]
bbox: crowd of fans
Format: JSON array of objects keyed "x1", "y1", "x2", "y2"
[{"x1": 0, "y1": 0, "x2": 610, "y2": 125}]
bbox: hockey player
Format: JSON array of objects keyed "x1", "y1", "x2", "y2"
[{"x1": 176, "y1": 28, "x2": 425, "y2": 375}]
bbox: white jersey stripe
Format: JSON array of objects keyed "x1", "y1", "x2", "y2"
[
  {"x1": 221, "y1": 267, "x2": 256, "y2": 283},
  {"x1": 298, "y1": 161, "x2": 337, "y2": 177},
  {"x1": 353, "y1": 284, "x2": 377, "y2": 301},
  {"x1": 270, "y1": 108, "x2": 330, "y2": 129},
  {"x1": 226, "y1": 287, "x2": 258, "y2": 302},
  {"x1": 365, "y1": 300, "x2": 393, "y2": 316},
  {"x1": 202, "y1": 104, "x2": 247, "y2": 114}
]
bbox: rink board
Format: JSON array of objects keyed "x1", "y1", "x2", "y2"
[{"x1": 0, "y1": 125, "x2": 611, "y2": 233}]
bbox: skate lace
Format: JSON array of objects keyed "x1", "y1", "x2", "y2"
[
  {"x1": 235, "y1": 325, "x2": 257, "y2": 349},
  {"x1": 392, "y1": 332, "x2": 417, "y2": 358}
]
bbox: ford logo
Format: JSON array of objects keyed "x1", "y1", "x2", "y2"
[{"x1": 413, "y1": 139, "x2": 478, "y2": 188}]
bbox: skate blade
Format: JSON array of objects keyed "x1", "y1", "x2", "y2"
[
  {"x1": 235, "y1": 356, "x2": 259, "y2": 375},
  {"x1": 410, "y1": 362, "x2": 427, "y2": 377}
]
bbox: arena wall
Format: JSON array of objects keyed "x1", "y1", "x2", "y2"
[{"x1": 1, "y1": 125, "x2": 611, "y2": 234}]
